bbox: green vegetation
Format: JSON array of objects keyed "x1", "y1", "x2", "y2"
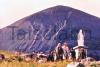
[
  {"x1": 0, "y1": 50, "x2": 100, "y2": 67},
  {"x1": 0, "y1": 59, "x2": 71, "y2": 67},
  {"x1": 0, "y1": 50, "x2": 71, "y2": 67}
]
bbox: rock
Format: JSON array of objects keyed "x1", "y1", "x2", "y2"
[
  {"x1": 66, "y1": 62, "x2": 85, "y2": 67},
  {"x1": 25, "y1": 57, "x2": 31, "y2": 62},
  {"x1": 77, "y1": 63, "x2": 85, "y2": 67},
  {"x1": 86, "y1": 57, "x2": 95, "y2": 62},
  {"x1": 38, "y1": 59, "x2": 45, "y2": 63},
  {"x1": 0, "y1": 54, "x2": 5, "y2": 60}
]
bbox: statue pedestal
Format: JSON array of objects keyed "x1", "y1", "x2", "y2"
[{"x1": 73, "y1": 46, "x2": 88, "y2": 60}]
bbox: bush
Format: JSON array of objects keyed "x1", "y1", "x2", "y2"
[{"x1": 17, "y1": 57, "x2": 23, "y2": 62}]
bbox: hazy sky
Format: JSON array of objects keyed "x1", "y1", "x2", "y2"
[{"x1": 0, "y1": 0, "x2": 100, "y2": 28}]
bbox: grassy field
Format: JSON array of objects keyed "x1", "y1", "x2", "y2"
[
  {"x1": 0, "y1": 60, "x2": 71, "y2": 67},
  {"x1": 0, "y1": 50, "x2": 71, "y2": 67},
  {"x1": 0, "y1": 50, "x2": 100, "y2": 67}
]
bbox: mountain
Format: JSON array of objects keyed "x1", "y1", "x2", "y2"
[{"x1": 0, "y1": 5, "x2": 100, "y2": 60}]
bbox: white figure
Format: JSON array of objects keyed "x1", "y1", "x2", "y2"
[
  {"x1": 77, "y1": 29, "x2": 84, "y2": 46},
  {"x1": 75, "y1": 29, "x2": 85, "y2": 60}
]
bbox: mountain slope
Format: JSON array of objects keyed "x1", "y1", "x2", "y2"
[{"x1": 0, "y1": 5, "x2": 100, "y2": 60}]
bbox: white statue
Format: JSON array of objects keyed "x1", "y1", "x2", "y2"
[
  {"x1": 77, "y1": 29, "x2": 84, "y2": 46},
  {"x1": 74, "y1": 29, "x2": 87, "y2": 60}
]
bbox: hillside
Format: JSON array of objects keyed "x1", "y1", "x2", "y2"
[{"x1": 0, "y1": 5, "x2": 100, "y2": 60}]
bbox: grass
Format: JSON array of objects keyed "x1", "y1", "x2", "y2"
[
  {"x1": 0, "y1": 50, "x2": 71, "y2": 67},
  {"x1": 0, "y1": 50, "x2": 100, "y2": 67},
  {"x1": 0, "y1": 59, "x2": 71, "y2": 67}
]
